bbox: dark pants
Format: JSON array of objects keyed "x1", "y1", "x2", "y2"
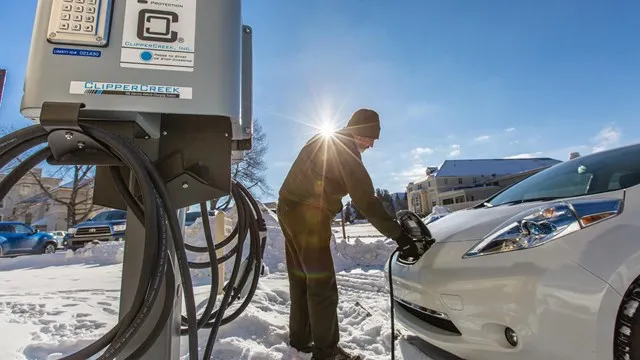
[{"x1": 277, "y1": 198, "x2": 340, "y2": 359}]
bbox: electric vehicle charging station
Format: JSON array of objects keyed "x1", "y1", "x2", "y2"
[{"x1": 0, "y1": 0, "x2": 265, "y2": 359}]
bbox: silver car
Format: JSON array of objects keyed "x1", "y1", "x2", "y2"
[{"x1": 386, "y1": 142, "x2": 640, "y2": 360}]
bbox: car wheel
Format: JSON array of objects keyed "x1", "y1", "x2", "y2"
[
  {"x1": 43, "y1": 243, "x2": 57, "y2": 254},
  {"x1": 615, "y1": 279, "x2": 640, "y2": 359}
]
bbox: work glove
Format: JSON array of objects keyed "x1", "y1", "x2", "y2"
[{"x1": 394, "y1": 232, "x2": 421, "y2": 259}]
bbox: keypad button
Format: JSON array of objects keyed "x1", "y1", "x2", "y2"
[
  {"x1": 63, "y1": 0, "x2": 73, "y2": 2},
  {"x1": 75, "y1": 0, "x2": 85, "y2": 3},
  {"x1": 71, "y1": 23, "x2": 81, "y2": 31},
  {"x1": 73, "y1": 14, "x2": 82, "y2": 21},
  {"x1": 87, "y1": 0, "x2": 96, "y2": 4},
  {"x1": 62, "y1": 4, "x2": 72, "y2": 11},
  {"x1": 83, "y1": 24, "x2": 94, "y2": 32},
  {"x1": 74, "y1": 5, "x2": 84, "y2": 12},
  {"x1": 85, "y1": 15, "x2": 95, "y2": 23},
  {"x1": 61, "y1": 13, "x2": 70, "y2": 20},
  {"x1": 86, "y1": 6, "x2": 96, "y2": 14},
  {"x1": 59, "y1": 22, "x2": 69, "y2": 30}
]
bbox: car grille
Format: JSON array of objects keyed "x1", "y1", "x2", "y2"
[
  {"x1": 395, "y1": 300, "x2": 462, "y2": 335},
  {"x1": 75, "y1": 226, "x2": 111, "y2": 237}
]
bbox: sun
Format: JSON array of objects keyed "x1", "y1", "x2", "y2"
[{"x1": 319, "y1": 122, "x2": 336, "y2": 137}]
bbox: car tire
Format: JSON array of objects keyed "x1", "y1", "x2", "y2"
[
  {"x1": 42, "y1": 242, "x2": 57, "y2": 254},
  {"x1": 615, "y1": 279, "x2": 640, "y2": 359}
]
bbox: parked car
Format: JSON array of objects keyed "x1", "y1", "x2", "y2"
[
  {"x1": 185, "y1": 209, "x2": 216, "y2": 227},
  {"x1": 0, "y1": 222, "x2": 58, "y2": 257},
  {"x1": 47, "y1": 230, "x2": 67, "y2": 248},
  {"x1": 386, "y1": 142, "x2": 640, "y2": 360},
  {"x1": 63, "y1": 209, "x2": 127, "y2": 250}
]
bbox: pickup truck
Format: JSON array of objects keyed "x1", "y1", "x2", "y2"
[
  {"x1": 0, "y1": 222, "x2": 58, "y2": 257},
  {"x1": 63, "y1": 209, "x2": 127, "y2": 250}
]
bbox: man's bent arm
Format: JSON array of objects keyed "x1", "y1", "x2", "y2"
[{"x1": 340, "y1": 152, "x2": 404, "y2": 239}]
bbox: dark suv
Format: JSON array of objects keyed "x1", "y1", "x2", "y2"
[{"x1": 63, "y1": 209, "x2": 127, "y2": 250}]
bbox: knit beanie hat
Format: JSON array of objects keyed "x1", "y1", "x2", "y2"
[{"x1": 344, "y1": 109, "x2": 381, "y2": 139}]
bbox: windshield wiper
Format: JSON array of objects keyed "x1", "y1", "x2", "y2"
[{"x1": 489, "y1": 196, "x2": 562, "y2": 207}]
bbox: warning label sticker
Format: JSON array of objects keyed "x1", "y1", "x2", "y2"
[{"x1": 120, "y1": 0, "x2": 197, "y2": 72}]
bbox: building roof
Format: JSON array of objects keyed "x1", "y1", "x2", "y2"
[
  {"x1": 433, "y1": 158, "x2": 561, "y2": 178},
  {"x1": 60, "y1": 178, "x2": 94, "y2": 188}
]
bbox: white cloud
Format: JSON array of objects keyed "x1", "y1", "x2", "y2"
[
  {"x1": 505, "y1": 127, "x2": 516, "y2": 132},
  {"x1": 504, "y1": 152, "x2": 543, "y2": 159},
  {"x1": 448, "y1": 144, "x2": 461, "y2": 157},
  {"x1": 392, "y1": 164, "x2": 426, "y2": 182},
  {"x1": 411, "y1": 147, "x2": 434, "y2": 156},
  {"x1": 592, "y1": 125, "x2": 621, "y2": 153},
  {"x1": 474, "y1": 135, "x2": 491, "y2": 141}
]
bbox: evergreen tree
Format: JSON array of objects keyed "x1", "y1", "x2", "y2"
[
  {"x1": 344, "y1": 201, "x2": 353, "y2": 224},
  {"x1": 383, "y1": 189, "x2": 396, "y2": 215}
]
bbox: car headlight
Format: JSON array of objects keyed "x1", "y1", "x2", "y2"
[
  {"x1": 67, "y1": 227, "x2": 77, "y2": 235},
  {"x1": 113, "y1": 224, "x2": 126, "y2": 232},
  {"x1": 463, "y1": 198, "x2": 622, "y2": 258}
]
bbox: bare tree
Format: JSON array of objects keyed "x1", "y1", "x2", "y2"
[
  {"x1": 31, "y1": 165, "x2": 96, "y2": 227},
  {"x1": 0, "y1": 125, "x2": 97, "y2": 227},
  {"x1": 232, "y1": 118, "x2": 272, "y2": 197}
]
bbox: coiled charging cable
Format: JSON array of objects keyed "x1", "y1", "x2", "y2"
[{"x1": 0, "y1": 124, "x2": 267, "y2": 360}]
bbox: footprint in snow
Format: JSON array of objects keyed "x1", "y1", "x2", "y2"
[{"x1": 102, "y1": 307, "x2": 118, "y2": 316}]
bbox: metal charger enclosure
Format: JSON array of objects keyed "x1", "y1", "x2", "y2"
[{"x1": 20, "y1": 0, "x2": 254, "y2": 210}]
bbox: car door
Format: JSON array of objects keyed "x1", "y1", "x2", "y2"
[
  {"x1": 14, "y1": 224, "x2": 37, "y2": 251},
  {"x1": 0, "y1": 224, "x2": 16, "y2": 254}
]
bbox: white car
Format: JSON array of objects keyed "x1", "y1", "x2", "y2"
[
  {"x1": 48, "y1": 231, "x2": 66, "y2": 248},
  {"x1": 386, "y1": 143, "x2": 640, "y2": 360}
]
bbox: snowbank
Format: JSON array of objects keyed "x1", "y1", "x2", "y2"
[
  {"x1": 0, "y1": 241, "x2": 124, "y2": 272},
  {"x1": 183, "y1": 204, "x2": 397, "y2": 278}
]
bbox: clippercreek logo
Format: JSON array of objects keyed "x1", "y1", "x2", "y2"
[{"x1": 69, "y1": 81, "x2": 193, "y2": 99}]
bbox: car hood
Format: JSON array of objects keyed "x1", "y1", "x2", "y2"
[
  {"x1": 427, "y1": 201, "x2": 563, "y2": 243},
  {"x1": 76, "y1": 220, "x2": 126, "y2": 228}
]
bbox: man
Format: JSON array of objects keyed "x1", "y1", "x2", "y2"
[{"x1": 277, "y1": 108, "x2": 420, "y2": 360}]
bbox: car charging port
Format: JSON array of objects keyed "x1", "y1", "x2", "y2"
[{"x1": 395, "y1": 210, "x2": 436, "y2": 265}]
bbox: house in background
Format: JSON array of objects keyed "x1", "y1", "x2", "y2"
[
  {"x1": 407, "y1": 167, "x2": 438, "y2": 216},
  {"x1": 0, "y1": 168, "x2": 61, "y2": 223},
  {"x1": 407, "y1": 158, "x2": 562, "y2": 216},
  {"x1": 13, "y1": 178, "x2": 104, "y2": 231}
]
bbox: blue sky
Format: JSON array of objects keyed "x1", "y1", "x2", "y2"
[{"x1": 2, "y1": 1, "x2": 640, "y2": 203}]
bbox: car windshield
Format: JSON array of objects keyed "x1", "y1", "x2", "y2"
[
  {"x1": 91, "y1": 211, "x2": 127, "y2": 222},
  {"x1": 486, "y1": 144, "x2": 640, "y2": 207}
]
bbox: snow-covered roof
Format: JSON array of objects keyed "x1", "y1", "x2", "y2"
[{"x1": 433, "y1": 158, "x2": 561, "y2": 178}]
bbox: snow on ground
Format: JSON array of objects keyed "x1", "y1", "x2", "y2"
[{"x1": 0, "y1": 207, "x2": 431, "y2": 360}]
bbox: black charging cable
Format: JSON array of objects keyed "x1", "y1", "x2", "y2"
[{"x1": 0, "y1": 124, "x2": 267, "y2": 360}]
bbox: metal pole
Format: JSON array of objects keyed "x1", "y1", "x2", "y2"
[
  {"x1": 341, "y1": 209, "x2": 347, "y2": 241},
  {"x1": 214, "y1": 211, "x2": 226, "y2": 295},
  {"x1": 116, "y1": 140, "x2": 182, "y2": 360}
]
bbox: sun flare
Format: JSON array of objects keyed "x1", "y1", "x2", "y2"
[{"x1": 319, "y1": 122, "x2": 337, "y2": 137}]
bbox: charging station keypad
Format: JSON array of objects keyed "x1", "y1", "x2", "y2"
[{"x1": 47, "y1": 0, "x2": 112, "y2": 47}]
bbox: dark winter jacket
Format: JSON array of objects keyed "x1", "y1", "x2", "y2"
[{"x1": 278, "y1": 129, "x2": 403, "y2": 240}]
